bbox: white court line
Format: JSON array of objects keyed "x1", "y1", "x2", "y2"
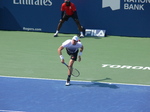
[
  {"x1": 0, "y1": 110, "x2": 26, "y2": 112},
  {"x1": 0, "y1": 75, "x2": 150, "y2": 87}
]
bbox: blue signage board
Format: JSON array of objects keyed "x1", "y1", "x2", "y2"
[{"x1": 0, "y1": 0, "x2": 150, "y2": 37}]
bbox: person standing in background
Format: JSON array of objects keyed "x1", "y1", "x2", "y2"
[{"x1": 54, "y1": 0, "x2": 84, "y2": 38}]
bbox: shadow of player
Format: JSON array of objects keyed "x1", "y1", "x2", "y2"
[{"x1": 71, "y1": 78, "x2": 119, "y2": 89}]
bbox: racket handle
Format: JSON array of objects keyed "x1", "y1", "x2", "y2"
[{"x1": 63, "y1": 63, "x2": 68, "y2": 67}]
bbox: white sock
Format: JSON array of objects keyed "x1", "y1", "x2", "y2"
[
  {"x1": 56, "y1": 30, "x2": 59, "y2": 34},
  {"x1": 80, "y1": 32, "x2": 83, "y2": 35}
]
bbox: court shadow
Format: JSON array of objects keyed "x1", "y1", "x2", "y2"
[
  {"x1": 91, "y1": 78, "x2": 112, "y2": 82},
  {"x1": 59, "y1": 35, "x2": 73, "y2": 37},
  {"x1": 0, "y1": 7, "x2": 22, "y2": 30},
  {"x1": 58, "y1": 33, "x2": 104, "y2": 39},
  {"x1": 71, "y1": 82, "x2": 119, "y2": 89},
  {"x1": 71, "y1": 78, "x2": 119, "y2": 89},
  {"x1": 84, "y1": 36, "x2": 102, "y2": 39}
]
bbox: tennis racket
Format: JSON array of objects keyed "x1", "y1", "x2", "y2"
[{"x1": 63, "y1": 63, "x2": 80, "y2": 77}]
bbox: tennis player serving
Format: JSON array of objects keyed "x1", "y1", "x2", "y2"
[{"x1": 58, "y1": 36, "x2": 84, "y2": 86}]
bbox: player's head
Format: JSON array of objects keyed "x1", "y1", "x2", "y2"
[
  {"x1": 64, "y1": 0, "x2": 71, "y2": 6},
  {"x1": 72, "y1": 36, "x2": 79, "y2": 45}
]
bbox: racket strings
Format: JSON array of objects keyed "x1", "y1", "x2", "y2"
[
  {"x1": 72, "y1": 68, "x2": 80, "y2": 77},
  {"x1": 63, "y1": 63, "x2": 80, "y2": 77}
]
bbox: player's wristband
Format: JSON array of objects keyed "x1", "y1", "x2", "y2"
[
  {"x1": 78, "y1": 52, "x2": 82, "y2": 56},
  {"x1": 59, "y1": 55, "x2": 64, "y2": 60}
]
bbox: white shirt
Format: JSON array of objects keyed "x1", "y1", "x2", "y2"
[{"x1": 62, "y1": 39, "x2": 82, "y2": 53}]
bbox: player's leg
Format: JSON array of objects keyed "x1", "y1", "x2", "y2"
[
  {"x1": 66, "y1": 59, "x2": 74, "y2": 84},
  {"x1": 54, "y1": 19, "x2": 65, "y2": 37},
  {"x1": 65, "y1": 50, "x2": 78, "y2": 86},
  {"x1": 72, "y1": 13, "x2": 84, "y2": 38},
  {"x1": 54, "y1": 14, "x2": 69, "y2": 37}
]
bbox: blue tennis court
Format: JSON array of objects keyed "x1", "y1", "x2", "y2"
[{"x1": 0, "y1": 76, "x2": 150, "y2": 112}]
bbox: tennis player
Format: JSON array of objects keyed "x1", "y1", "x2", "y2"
[
  {"x1": 54, "y1": 0, "x2": 84, "y2": 38},
  {"x1": 58, "y1": 36, "x2": 84, "y2": 86}
]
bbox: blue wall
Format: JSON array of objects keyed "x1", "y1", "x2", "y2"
[{"x1": 0, "y1": 0, "x2": 150, "y2": 37}]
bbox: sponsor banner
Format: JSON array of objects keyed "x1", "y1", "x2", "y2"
[
  {"x1": 102, "y1": 0, "x2": 150, "y2": 11},
  {"x1": 102, "y1": 64, "x2": 150, "y2": 70},
  {"x1": 13, "y1": 0, "x2": 53, "y2": 6},
  {"x1": 23, "y1": 27, "x2": 42, "y2": 31},
  {"x1": 0, "y1": 0, "x2": 150, "y2": 37},
  {"x1": 85, "y1": 29, "x2": 106, "y2": 37}
]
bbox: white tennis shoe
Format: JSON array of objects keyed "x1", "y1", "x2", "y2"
[
  {"x1": 80, "y1": 34, "x2": 84, "y2": 38},
  {"x1": 65, "y1": 81, "x2": 70, "y2": 86},
  {"x1": 54, "y1": 33, "x2": 58, "y2": 37}
]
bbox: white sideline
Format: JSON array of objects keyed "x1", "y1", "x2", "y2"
[
  {"x1": 0, "y1": 110, "x2": 26, "y2": 112},
  {"x1": 0, "y1": 75, "x2": 150, "y2": 87}
]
